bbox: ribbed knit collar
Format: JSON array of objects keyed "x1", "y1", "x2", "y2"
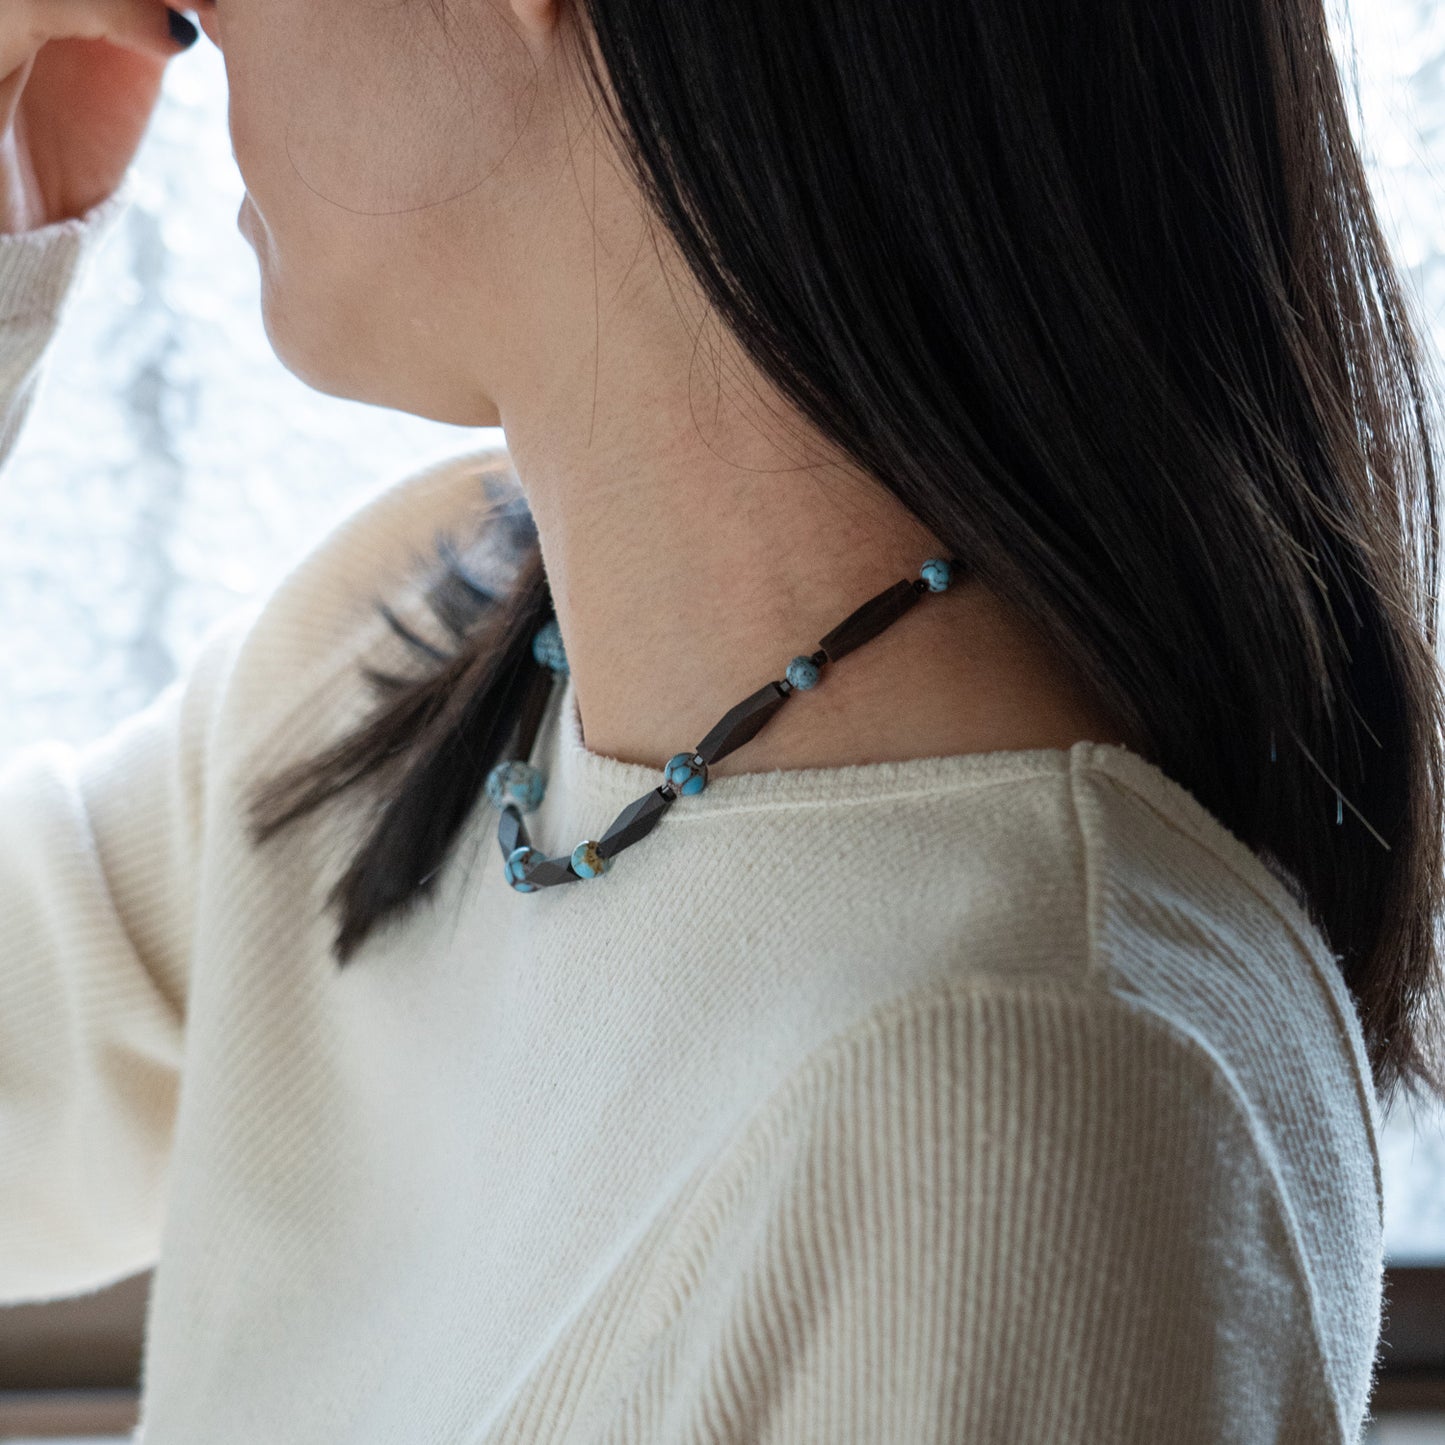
[
  {"x1": 543, "y1": 663, "x2": 1341, "y2": 970},
  {"x1": 549, "y1": 664, "x2": 1078, "y2": 819}
]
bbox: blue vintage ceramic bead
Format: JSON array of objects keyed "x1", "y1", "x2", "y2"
[
  {"x1": 571, "y1": 839, "x2": 610, "y2": 877},
  {"x1": 664, "y1": 751, "x2": 708, "y2": 795},
  {"x1": 786, "y1": 655, "x2": 821, "y2": 690},
  {"x1": 920, "y1": 558, "x2": 952, "y2": 592},
  {"x1": 532, "y1": 618, "x2": 569, "y2": 674},
  {"x1": 485, "y1": 760, "x2": 546, "y2": 813},
  {"x1": 505, "y1": 845, "x2": 542, "y2": 892}
]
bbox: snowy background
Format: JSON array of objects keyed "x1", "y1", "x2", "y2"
[{"x1": 0, "y1": 0, "x2": 1442, "y2": 1259}]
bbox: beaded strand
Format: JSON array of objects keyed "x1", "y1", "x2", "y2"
[{"x1": 484, "y1": 557, "x2": 966, "y2": 892}]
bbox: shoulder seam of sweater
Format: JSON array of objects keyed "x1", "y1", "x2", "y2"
[
  {"x1": 1081, "y1": 746, "x2": 1348, "y2": 1001},
  {"x1": 1068, "y1": 740, "x2": 1103, "y2": 987},
  {"x1": 1077, "y1": 749, "x2": 1385, "y2": 1233},
  {"x1": 1074, "y1": 750, "x2": 1382, "y2": 1375}
]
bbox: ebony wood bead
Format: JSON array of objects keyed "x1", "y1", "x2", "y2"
[
  {"x1": 694, "y1": 681, "x2": 790, "y2": 766},
  {"x1": 818, "y1": 578, "x2": 922, "y2": 663},
  {"x1": 597, "y1": 786, "x2": 676, "y2": 861},
  {"x1": 498, "y1": 804, "x2": 525, "y2": 857},
  {"x1": 522, "y1": 854, "x2": 586, "y2": 888}
]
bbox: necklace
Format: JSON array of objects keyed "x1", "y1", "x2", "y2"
[{"x1": 484, "y1": 556, "x2": 965, "y2": 891}]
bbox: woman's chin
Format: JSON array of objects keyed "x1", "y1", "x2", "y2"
[
  {"x1": 247, "y1": 244, "x2": 505, "y2": 423},
  {"x1": 253, "y1": 292, "x2": 490, "y2": 421},
  {"x1": 253, "y1": 281, "x2": 360, "y2": 402}
]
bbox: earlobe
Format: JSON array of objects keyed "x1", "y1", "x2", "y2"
[{"x1": 509, "y1": 0, "x2": 558, "y2": 49}]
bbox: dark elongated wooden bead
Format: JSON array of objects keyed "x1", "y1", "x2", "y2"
[
  {"x1": 497, "y1": 803, "x2": 526, "y2": 856},
  {"x1": 522, "y1": 854, "x2": 585, "y2": 887},
  {"x1": 695, "y1": 681, "x2": 790, "y2": 766},
  {"x1": 818, "y1": 578, "x2": 922, "y2": 662},
  {"x1": 597, "y1": 785, "x2": 676, "y2": 860}
]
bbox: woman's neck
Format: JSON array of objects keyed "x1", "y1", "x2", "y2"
[{"x1": 500, "y1": 370, "x2": 1130, "y2": 778}]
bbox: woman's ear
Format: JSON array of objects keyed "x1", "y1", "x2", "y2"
[{"x1": 508, "y1": 0, "x2": 559, "y2": 58}]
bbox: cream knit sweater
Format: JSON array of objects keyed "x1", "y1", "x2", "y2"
[{"x1": 0, "y1": 185, "x2": 1386, "y2": 1444}]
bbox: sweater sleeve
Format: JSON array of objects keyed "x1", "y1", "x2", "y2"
[
  {"x1": 0, "y1": 179, "x2": 132, "y2": 465},
  {"x1": 0, "y1": 600, "x2": 262, "y2": 1304},
  {"x1": 0, "y1": 176, "x2": 195, "y2": 1303},
  {"x1": 634, "y1": 980, "x2": 1353, "y2": 1445}
]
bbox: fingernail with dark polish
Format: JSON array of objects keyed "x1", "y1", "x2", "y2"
[{"x1": 167, "y1": 8, "x2": 200, "y2": 47}]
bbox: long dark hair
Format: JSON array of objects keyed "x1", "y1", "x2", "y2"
[{"x1": 248, "y1": 0, "x2": 1445, "y2": 1119}]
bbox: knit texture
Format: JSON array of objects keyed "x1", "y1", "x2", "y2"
[{"x1": 0, "y1": 188, "x2": 1386, "y2": 1443}]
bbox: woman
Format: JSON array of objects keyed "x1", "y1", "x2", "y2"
[{"x1": 0, "y1": 0, "x2": 1438, "y2": 1438}]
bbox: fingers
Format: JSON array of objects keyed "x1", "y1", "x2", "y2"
[
  {"x1": 2, "y1": 0, "x2": 199, "y2": 80},
  {"x1": 192, "y1": 0, "x2": 218, "y2": 52},
  {"x1": 0, "y1": 52, "x2": 36, "y2": 143}
]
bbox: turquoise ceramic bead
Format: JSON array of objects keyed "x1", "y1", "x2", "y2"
[
  {"x1": 532, "y1": 618, "x2": 569, "y2": 674},
  {"x1": 485, "y1": 760, "x2": 546, "y2": 813},
  {"x1": 920, "y1": 558, "x2": 952, "y2": 592},
  {"x1": 571, "y1": 839, "x2": 610, "y2": 877},
  {"x1": 505, "y1": 845, "x2": 542, "y2": 892},
  {"x1": 786, "y1": 655, "x2": 821, "y2": 690},
  {"x1": 664, "y1": 751, "x2": 708, "y2": 795}
]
